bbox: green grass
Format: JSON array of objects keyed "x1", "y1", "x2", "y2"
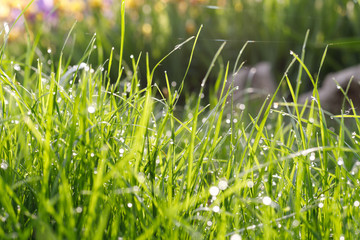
[{"x1": 1, "y1": 3, "x2": 360, "y2": 240}]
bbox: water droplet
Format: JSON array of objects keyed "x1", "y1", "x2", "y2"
[
  {"x1": 354, "y1": 201, "x2": 360, "y2": 207},
  {"x1": 292, "y1": 220, "x2": 300, "y2": 227},
  {"x1": 218, "y1": 180, "x2": 228, "y2": 190},
  {"x1": 247, "y1": 180, "x2": 254, "y2": 188},
  {"x1": 273, "y1": 102, "x2": 279, "y2": 109},
  {"x1": 212, "y1": 206, "x2": 220, "y2": 213},
  {"x1": 88, "y1": 106, "x2": 96, "y2": 114},
  {"x1": 318, "y1": 202, "x2": 324, "y2": 208},
  {"x1": 75, "y1": 207, "x2": 83, "y2": 213},
  {"x1": 138, "y1": 172, "x2": 146, "y2": 183},
  {"x1": 209, "y1": 186, "x2": 220, "y2": 196},
  {"x1": 206, "y1": 221, "x2": 213, "y2": 227},
  {"x1": 127, "y1": 203, "x2": 133, "y2": 208},
  {"x1": 14, "y1": 64, "x2": 21, "y2": 71},
  {"x1": 3, "y1": 22, "x2": 10, "y2": 35},
  {"x1": 47, "y1": 48, "x2": 52, "y2": 54},
  {"x1": 262, "y1": 196, "x2": 272, "y2": 205},
  {"x1": 337, "y1": 157, "x2": 344, "y2": 166},
  {"x1": 230, "y1": 234, "x2": 242, "y2": 240},
  {"x1": 1, "y1": 161, "x2": 8, "y2": 170}
]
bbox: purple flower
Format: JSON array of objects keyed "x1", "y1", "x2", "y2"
[
  {"x1": 37, "y1": 0, "x2": 55, "y2": 14},
  {"x1": 36, "y1": 0, "x2": 58, "y2": 23}
]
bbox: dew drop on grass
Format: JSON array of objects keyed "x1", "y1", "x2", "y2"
[
  {"x1": 209, "y1": 186, "x2": 220, "y2": 196},
  {"x1": 206, "y1": 221, "x2": 213, "y2": 227},
  {"x1": 4, "y1": 22, "x2": 9, "y2": 34},
  {"x1": 247, "y1": 180, "x2": 254, "y2": 188},
  {"x1": 119, "y1": 148, "x2": 125, "y2": 154},
  {"x1": 318, "y1": 202, "x2": 324, "y2": 208},
  {"x1": 127, "y1": 203, "x2": 133, "y2": 208},
  {"x1": 75, "y1": 207, "x2": 83, "y2": 213},
  {"x1": 230, "y1": 234, "x2": 242, "y2": 240},
  {"x1": 309, "y1": 153, "x2": 316, "y2": 161},
  {"x1": 14, "y1": 64, "x2": 21, "y2": 71},
  {"x1": 262, "y1": 196, "x2": 272, "y2": 205},
  {"x1": 354, "y1": 201, "x2": 360, "y2": 207},
  {"x1": 88, "y1": 106, "x2": 96, "y2": 114},
  {"x1": 0, "y1": 162, "x2": 9, "y2": 170},
  {"x1": 218, "y1": 179, "x2": 228, "y2": 190},
  {"x1": 340, "y1": 235, "x2": 345, "y2": 240},
  {"x1": 212, "y1": 206, "x2": 220, "y2": 213},
  {"x1": 90, "y1": 153, "x2": 95, "y2": 157},
  {"x1": 138, "y1": 172, "x2": 146, "y2": 183},
  {"x1": 337, "y1": 157, "x2": 344, "y2": 166},
  {"x1": 273, "y1": 102, "x2": 279, "y2": 109},
  {"x1": 292, "y1": 220, "x2": 300, "y2": 228},
  {"x1": 1, "y1": 161, "x2": 9, "y2": 170}
]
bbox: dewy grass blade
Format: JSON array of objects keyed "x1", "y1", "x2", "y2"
[{"x1": 184, "y1": 41, "x2": 226, "y2": 207}]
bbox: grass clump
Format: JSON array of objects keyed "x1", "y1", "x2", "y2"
[{"x1": 1, "y1": 6, "x2": 360, "y2": 240}]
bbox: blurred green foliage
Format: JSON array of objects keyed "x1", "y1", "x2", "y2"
[{"x1": 1, "y1": 0, "x2": 360, "y2": 92}]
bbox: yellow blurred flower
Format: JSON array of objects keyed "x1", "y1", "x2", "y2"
[
  {"x1": 185, "y1": 19, "x2": 196, "y2": 35},
  {"x1": 0, "y1": 5, "x2": 10, "y2": 19},
  {"x1": 126, "y1": 0, "x2": 144, "y2": 9},
  {"x1": 56, "y1": 0, "x2": 86, "y2": 19},
  {"x1": 234, "y1": 2, "x2": 243, "y2": 12},
  {"x1": 89, "y1": 0, "x2": 102, "y2": 8},
  {"x1": 142, "y1": 23, "x2": 152, "y2": 36},
  {"x1": 178, "y1": 1, "x2": 188, "y2": 15}
]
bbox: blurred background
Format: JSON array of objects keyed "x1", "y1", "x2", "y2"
[{"x1": 1, "y1": 0, "x2": 360, "y2": 95}]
